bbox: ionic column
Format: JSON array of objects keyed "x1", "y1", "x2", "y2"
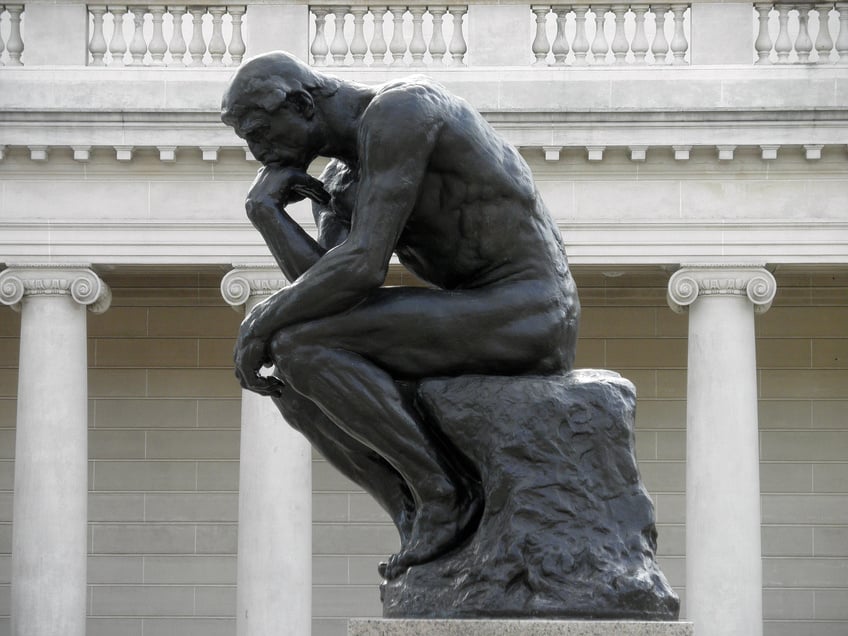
[
  {"x1": 0, "y1": 265, "x2": 111, "y2": 636},
  {"x1": 221, "y1": 266, "x2": 312, "y2": 636},
  {"x1": 667, "y1": 264, "x2": 776, "y2": 636}
]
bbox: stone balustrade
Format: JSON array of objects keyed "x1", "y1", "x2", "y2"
[
  {"x1": 0, "y1": 4, "x2": 24, "y2": 66},
  {"x1": 754, "y1": 2, "x2": 848, "y2": 63},
  {"x1": 87, "y1": 3, "x2": 246, "y2": 66},
  {"x1": 309, "y1": 5, "x2": 468, "y2": 66},
  {"x1": 1, "y1": 1, "x2": 848, "y2": 67},
  {"x1": 532, "y1": 3, "x2": 690, "y2": 66}
]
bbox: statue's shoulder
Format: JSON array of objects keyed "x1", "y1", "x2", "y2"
[{"x1": 363, "y1": 76, "x2": 451, "y2": 125}]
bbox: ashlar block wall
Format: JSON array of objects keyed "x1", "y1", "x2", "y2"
[{"x1": 0, "y1": 267, "x2": 846, "y2": 636}]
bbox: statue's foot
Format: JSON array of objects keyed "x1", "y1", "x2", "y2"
[
  {"x1": 378, "y1": 499, "x2": 417, "y2": 579},
  {"x1": 383, "y1": 491, "x2": 481, "y2": 580}
]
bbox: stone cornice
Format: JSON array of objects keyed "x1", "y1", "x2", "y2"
[
  {"x1": 0, "y1": 264, "x2": 112, "y2": 313},
  {"x1": 667, "y1": 264, "x2": 777, "y2": 315},
  {"x1": 221, "y1": 265, "x2": 289, "y2": 312},
  {"x1": 3, "y1": 220, "x2": 847, "y2": 266}
]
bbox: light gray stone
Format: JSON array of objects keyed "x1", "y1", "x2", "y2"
[
  {"x1": 144, "y1": 493, "x2": 238, "y2": 522},
  {"x1": 195, "y1": 524, "x2": 238, "y2": 554},
  {"x1": 348, "y1": 619, "x2": 693, "y2": 636},
  {"x1": 142, "y1": 556, "x2": 235, "y2": 585},
  {"x1": 137, "y1": 617, "x2": 235, "y2": 636}
]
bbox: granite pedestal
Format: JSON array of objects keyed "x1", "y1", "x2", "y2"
[{"x1": 349, "y1": 619, "x2": 694, "y2": 636}]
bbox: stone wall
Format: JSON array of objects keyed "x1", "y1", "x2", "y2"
[{"x1": 0, "y1": 268, "x2": 845, "y2": 635}]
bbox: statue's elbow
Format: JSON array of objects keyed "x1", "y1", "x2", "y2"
[
  {"x1": 245, "y1": 197, "x2": 275, "y2": 225},
  {"x1": 342, "y1": 252, "x2": 387, "y2": 292},
  {"x1": 353, "y1": 262, "x2": 387, "y2": 292}
]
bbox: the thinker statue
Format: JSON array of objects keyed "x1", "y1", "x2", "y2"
[{"x1": 222, "y1": 52, "x2": 677, "y2": 620}]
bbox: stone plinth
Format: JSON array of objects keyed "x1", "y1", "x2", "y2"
[
  {"x1": 383, "y1": 370, "x2": 678, "y2": 620},
  {"x1": 349, "y1": 619, "x2": 694, "y2": 636}
]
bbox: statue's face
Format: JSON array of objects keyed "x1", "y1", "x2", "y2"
[{"x1": 231, "y1": 105, "x2": 311, "y2": 170}]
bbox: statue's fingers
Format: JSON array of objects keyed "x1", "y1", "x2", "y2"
[
  {"x1": 293, "y1": 182, "x2": 331, "y2": 205},
  {"x1": 248, "y1": 375, "x2": 285, "y2": 397}
]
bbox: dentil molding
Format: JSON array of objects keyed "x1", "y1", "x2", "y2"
[
  {"x1": 0, "y1": 264, "x2": 112, "y2": 313},
  {"x1": 667, "y1": 264, "x2": 777, "y2": 315}
]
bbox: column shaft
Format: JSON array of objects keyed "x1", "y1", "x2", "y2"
[
  {"x1": 668, "y1": 265, "x2": 775, "y2": 636},
  {"x1": 1, "y1": 266, "x2": 111, "y2": 636},
  {"x1": 238, "y1": 374, "x2": 312, "y2": 636},
  {"x1": 14, "y1": 296, "x2": 88, "y2": 636},
  {"x1": 686, "y1": 294, "x2": 762, "y2": 636},
  {"x1": 222, "y1": 267, "x2": 312, "y2": 636}
]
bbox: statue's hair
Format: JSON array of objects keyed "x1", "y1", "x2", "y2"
[{"x1": 221, "y1": 51, "x2": 337, "y2": 125}]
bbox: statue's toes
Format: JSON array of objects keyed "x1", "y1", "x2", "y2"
[{"x1": 384, "y1": 552, "x2": 410, "y2": 580}]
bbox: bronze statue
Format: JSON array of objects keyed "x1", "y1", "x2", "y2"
[{"x1": 222, "y1": 52, "x2": 678, "y2": 620}]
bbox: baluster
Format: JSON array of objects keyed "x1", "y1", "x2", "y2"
[
  {"x1": 369, "y1": 6, "x2": 388, "y2": 65},
  {"x1": 0, "y1": 6, "x2": 5, "y2": 66},
  {"x1": 651, "y1": 4, "x2": 669, "y2": 64},
  {"x1": 89, "y1": 6, "x2": 109, "y2": 65},
  {"x1": 350, "y1": 7, "x2": 368, "y2": 65},
  {"x1": 670, "y1": 3, "x2": 687, "y2": 64},
  {"x1": 552, "y1": 5, "x2": 571, "y2": 65},
  {"x1": 149, "y1": 6, "x2": 167, "y2": 65},
  {"x1": 409, "y1": 6, "x2": 426, "y2": 66},
  {"x1": 168, "y1": 5, "x2": 187, "y2": 65},
  {"x1": 330, "y1": 7, "x2": 349, "y2": 64},
  {"x1": 108, "y1": 5, "x2": 129, "y2": 65},
  {"x1": 128, "y1": 6, "x2": 148, "y2": 65},
  {"x1": 610, "y1": 4, "x2": 628, "y2": 64},
  {"x1": 631, "y1": 4, "x2": 649, "y2": 63},
  {"x1": 754, "y1": 3, "x2": 773, "y2": 64},
  {"x1": 448, "y1": 5, "x2": 467, "y2": 65},
  {"x1": 188, "y1": 7, "x2": 206, "y2": 65},
  {"x1": 531, "y1": 5, "x2": 551, "y2": 66},
  {"x1": 815, "y1": 3, "x2": 834, "y2": 63},
  {"x1": 389, "y1": 6, "x2": 407, "y2": 65},
  {"x1": 4, "y1": 4, "x2": 22, "y2": 65},
  {"x1": 796, "y1": 4, "x2": 813, "y2": 61},
  {"x1": 0, "y1": 8, "x2": 5, "y2": 66},
  {"x1": 332, "y1": 6, "x2": 368, "y2": 66},
  {"x1": 208, "y1": 6, "x2": 226, "y2": 65},
  {"x1": 836, "y1": 2, "x2": 848, "y2": 61},
  {"x1": 774, "y1": 4, "x2": 793, "y2": 62},
  {"x1": 228, "y1": 5, "x2": 246, "y2": 64},
  {"x1": 572, "y1": 4, "x2": 589, "y2": 64},
  {"x1": 590, "y1": 6, "x2": 609, "y2": 64},
  {"x1": 311, "y1": 7, "x2": 330, "y2": 65},
  {"x1": 428, "y1": 6, "x2": 447, "y2": 65}
]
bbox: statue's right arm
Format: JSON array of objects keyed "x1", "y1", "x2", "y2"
[{"x1": 244, "y1": 166, "x2": 333, "y2": 282}]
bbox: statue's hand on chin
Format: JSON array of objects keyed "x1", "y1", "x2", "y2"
[{"x1": 247, "y1": 164, "x2": 330, "y2": 216}]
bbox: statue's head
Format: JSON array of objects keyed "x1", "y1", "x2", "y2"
[{"x1": 221, "y1": 51, "x2": 326, "y2": 168}]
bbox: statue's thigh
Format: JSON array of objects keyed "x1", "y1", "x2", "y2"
[{"x1": 274, "y1": 283, "x2": 569, "y2": 378}]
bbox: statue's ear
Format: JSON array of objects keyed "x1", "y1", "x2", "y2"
[
  {"x1": 255, "y1": 88, "x2": 287, "y2": 115},
  {"x1": 288, "y1": 89, "x2": 315, "y2": 119}
]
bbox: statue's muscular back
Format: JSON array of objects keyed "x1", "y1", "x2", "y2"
[{"x1": 318, "y1": 78, "x2": 574, "y2": 295}]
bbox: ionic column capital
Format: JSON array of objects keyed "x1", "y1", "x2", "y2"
[
  {"x1": 0, "y1": 265, "x2": 111, "y2": 313},
  {"x1": 667, "y1": 264, "x2": 777, "y2": 315},
  {"x1": 221, "y1": 265, "x2": 289, "y2": 312}
]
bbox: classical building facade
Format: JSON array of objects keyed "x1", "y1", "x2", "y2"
[{"x1": 0, "y1": 2, "x2": 846, "y2": 635}]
